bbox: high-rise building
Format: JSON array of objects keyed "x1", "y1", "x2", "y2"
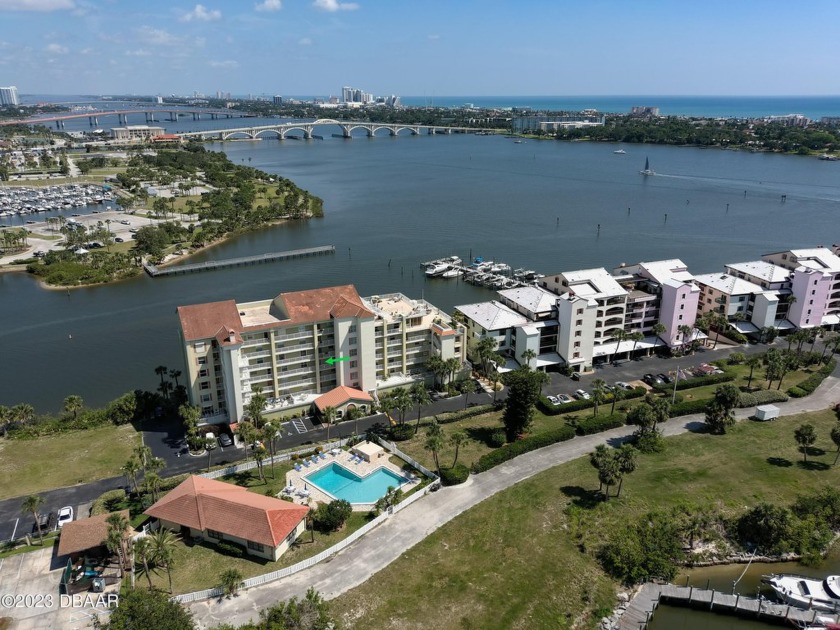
[
  {"x1": 273, "y1": 95, "x2": 283, "y2": 105},
  {"x1": 0, "y1": 86, "x2": 20, "y2": 106},
  {"x1": 177, "y1": 284, "x2": 466, "y2": 423}
]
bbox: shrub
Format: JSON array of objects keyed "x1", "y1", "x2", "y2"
[
  {"x1": 668, "y1": 399, "x2": 709, "y2": 417},
  {"x1": 737, "y1": 392, "x2": 758, "y2": 408},
  {"x1": 632, "y1": 429, "x2": 665, "y2": 453},
  {"x1": 739, "y1": 389, "x2": 789, "y2": 407},
  {"x1": 437, "y1": 404, "x2": 495, "y2": 425},
  {"x1": 728, "y1": 352, "x2": 746, "y2": 365},
  {"x1": 788, "y1": 359, "x2": 837, "y2": 397},
  {"x1": 215, "y1": 541, "x2": 245, "y2": 558},
  {"x1": 575, "y1": 413, "x2": 626, "y2": 436},
  {"x1": 488, "y1": 429, "x2": 506, "y2": 448},
  {"x1": 390, "y1": 424, "x2": 414, "y2": 441},
  {"x1": 599, "y1": 511, "x2": 685, "y2": 584},
  {"x1": 439, "y1": 463, "x2": 470, "y2": 486},
  {"x1": 788, "y1": 386, "x2": 807, "y2": 398},
  {"x1": 90, "y1": 489, "x2": 126, "y2": 516},
  {"x1": 472, "y1": 425, "x2": 575, "y2": 473},
  {"x1": 312, "y1": 499, "x2": 352, "y2": 532}
]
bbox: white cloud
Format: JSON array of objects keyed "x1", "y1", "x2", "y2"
[
  {"x1": 209, "y1": 60, "x2": 238, "y2": 69},
  {"x1": 0, "y1": 0, "x2": 75, "y2": 11},
  {"x1": 298, "y1": 37, "x2": 312, "y2": 46},
  {"x1": 125, "y1": 49, "x2": 152, "y2": 57},
  {"x1": 313, "y1": 0, "x2": 358, "y2": 12},
  {"x1": 255, "y1": 0, "x2": 280, "y2": 12},
  {"x1": 180, "y1": 3, "x2": 221, "y2": 22},
  {"x1": 45, "y1": 42, "x2": 68, "y2": 54},
  {"x1": 427, "y1": 34, "x2": 440, "y2": 40},
  {"x1": 136, "y1": 26, "x2": 181, "y2": 46}
]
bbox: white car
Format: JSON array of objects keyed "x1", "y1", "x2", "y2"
[
  {"x1": 547, "y1": 395, "x2": 560, "y2": 405},
  {"x1": 573, "y1": 389, "x2": 591, "y2": 400},
  {"x1": 615, "y1": 381, "x2": 633, "y2": 391},
  {"x1": 57, "y1": 506, "x2": 73, "y2": 528}
]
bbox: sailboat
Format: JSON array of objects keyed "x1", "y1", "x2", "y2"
[{"x1": 640, "y1": 157, "x2": 655, "y2": 176}]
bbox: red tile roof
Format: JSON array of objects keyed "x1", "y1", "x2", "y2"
[
  {"x1": 274, "y1": 285, "x2": 374, "y2": 325},
  {"x1": 313, "y1": 385, "x2": 373, "y2": 412},
  {"x1": 177, "y1": 300, "x2": 242, "y2": 342},
  {"x1": 57, "y1": 510, "x2": 131, "y2": 557},
  {"x1": 144, "y1": 476, "x2": 308, "y2": 548}
]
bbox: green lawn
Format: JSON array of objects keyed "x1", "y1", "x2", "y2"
[
  {"x1": 332, "y1": 409, "x2": 840, "y2": 630},
  {"x1": 0, "y1": 424, "x2": 139, "y2": 500}
]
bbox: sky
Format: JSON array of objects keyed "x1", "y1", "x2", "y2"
[{"x1": 0, "y1": 0, "x2": 838, "y2": 98}]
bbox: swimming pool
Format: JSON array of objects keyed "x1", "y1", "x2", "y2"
[{"x1": 304, "y1": 462, "x2": 407, "y2": 504}]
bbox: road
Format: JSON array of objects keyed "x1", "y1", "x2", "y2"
[{"x1": 0, "y1": 339, "x2": 804, "y2": 542}]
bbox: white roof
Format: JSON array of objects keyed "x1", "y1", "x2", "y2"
[
  {"x1": 455, "y1": 301, "x2": 528, "y2": 331},
  {"x1": 497, "y1": 286, "x2": 556, "y2": 315},
  {"x1": 788, "y1": 248, "x2": 840, "y2": 273},
  {"x1": 638, "y1": 259, "x2": 694, "y2": 284},
  {"x1": 725, "y1": 261, "x2": 790, "y2": 284},
  {"x1": 560, "y1": 268, "x2": 626, "y2": 299},
  {"x1": 823, "y1": 314, "x2": 840, "y2": 326},
  {"x1": 694, "y1": 273, "x2": 766, "y2": 296}
]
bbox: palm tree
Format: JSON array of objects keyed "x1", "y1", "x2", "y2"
[
  {"x1": 591, "y1": 379, "x2": 607, "y2": 417},
  {"x1": 648, "y1": 396, "x2": 671, "y2": 430},
  {"x1": 134, "y1": 443, "x2": 153, "y2": 473},
  {"x1": 819, "y1": 331, "x2": 837, "y2": 363},
  {"x1": 106, "y1": 512, "x2": 132, "y2": 578},
  {"x1": 474, "y1": 337, "x2": 497, "y2": 375},
  {"x1": 424, "y1": 419, "x2": 445, "y2": 475},
  {"x1": 678, "y1": 324, "x2": 694, "y2": 353},
  {"x1": 615, "y1": 444, "x2": 638, "y2": 498},
  {"x1": 520, "y1": 349, "x2": 536, "y2": 370},
  {"x1": 609, "y1": 329, "x2": 628, "y2": 364},
  {"x1": 794, "y1": 423, "x2": 817, "y2": 463},
  {"x1": 219, "y1": 568, "x2": 243, "y2": 599},
  {"x1": 808, "y1": 327, "x2": 824, "y2": 355},
  {"x1": 322, "y1": 406, "x2": 337, "y2": 440},
  {"x1": 489, "y1": 352, "x2": 504, "y2": 403},
  {"x1": 745, "y1": 354, "x2": 761, "y2": 389},
  {"x1": 133, "y1": 536, "x2": 155, "y2": 590},
  {"x1": 410, "y1": 383, "x2": 432, "y2": 435},
  {"x1": 148, "y1": 529, "x2": 178, "y2": 594},
  {"x1": 261, "y1": 422, "x2": 281, "y2": 479},
  {"x1": 21, "y1": 495, "x2": 45, "y2": 544},
  {"x1": 168, "y1": 369, "x2": 182, "y2": 389},
  {"x1": 11, "y1": 403, "x2": 34, "y2": 428},
  {"x1": 154, "y1": 365, "x2": 168, "y2": 390},
  {"x1": 254, "y1": 445, "x2": 268, "y2": 482},
  {"x1": 449, "y1": 429, "x2": 469, "y2": 467},
  {"x1": 426, "y1": 355, "x2": 446, "y2": 390},
  {"x1": 144, "y1": 472, "x2": 162, "y2": 503},
  {"x1": 445, "y1": 357, "x2": 461, "y2": 384},
  {"x1": 831, "y1": 424, "x2": 840, "y2": 466},
  {"x1": 245, "y1": 385, "x2": 267, "y2": 429},
  {"x1": 235, "y1": 421, "x2": 257, "y2": 462},
  {"x1": 63, "y1": 394, "x2": 84, "y2": 420},
  {"x1": 610, "y1": 387, "x2": 626, "y2": 415},
  {"x1": 628, "y1": 331, "x2": 644, "y2": 358},
  {"x1": 122, "y1": 456, "x2": 141, "y2": 494},
  {"x1": 597, "y1": 453, "x2": 620, "y2": 501},
  {"x1": 391, "y1": 387, "x2": 412, "y2": 425}
]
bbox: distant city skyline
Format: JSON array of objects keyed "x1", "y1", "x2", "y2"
[{"x1": 0, "y1": 0, "x2": 838, "y2": 97}]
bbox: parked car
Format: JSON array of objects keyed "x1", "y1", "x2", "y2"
[
  {"x1": 205, "y1": 431, "x2": 217, "y2": 449},
  {"x1": 114, "y1": 237, "x2": 124, "y2": 243},
  {"x1": 218, "y1": 433, "x2": 233, "y2": 448},
  {"x1": 571, "y1": 372, "x2": 581, "y2": 381},
  {"x1": 32, "y1": 511, "x2": 56, "y2": 533},
  {"x1": 615, "y1": 381, "x2": 633, "y2": 391},
  {"x1": 573, "y1": 389, "x2": 590, "y2": 400},
  {"x1": 57, "y1": 506, "x2": 73, "y2": 528},
  {"x1": 657, "y1": 373, "x2": 673, "y2": 383},
  {"x1": 643, "y1": 373, "x2": 664, "y2": 386},
  {"x1": 547, "y1": 395, "x2": 560, "y2": 405},
  {"x1": 557, "y1": 394, "x2": 574, "y2": 404}
]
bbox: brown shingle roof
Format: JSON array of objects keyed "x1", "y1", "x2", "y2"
[
  {"x1": 144, "y1": 476, "x2": 308, "y2": 548},
  {"x1": 57, "y1": 510, "x2": 131, "y2": 557},
  {"x1": 177, "y1": 300, "x2": 242, "y2": 342},
  {"x1": 313, "y1": 385, "x2": 373, "y2": 412},
  {"x1": 274, "y1": 285, "x2": 374, "y2": 325}
]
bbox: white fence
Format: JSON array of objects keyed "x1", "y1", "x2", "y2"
[
  {"x1": 374, "y1": 435, "x2": 438, "y2": 480},
  {"x1": 172, "y1": 481, "x2": 432, "y2": 604},
  {"x1": 200, "y1": 438, "x2": 353, "y2": 480}
]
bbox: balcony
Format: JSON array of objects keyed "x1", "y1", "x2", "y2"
[
  {"x1": 242, "y1": 338, "x2": 269, "y2": 347},
  {"x1": 275, "y1": 330, "x2": 313, "y2": 342},
  {"x1": 277, "y1": 355, "x2": 314, "y2": 367},
  {"x1": 243, "y1": 350, "x2": 272, "y2": 360},
  {"x1": 605, "y1": 306, "x2": 624, "y2": 316},
  {"x1": 604, "y1": 317, "x2": 624, "y2": 327}
]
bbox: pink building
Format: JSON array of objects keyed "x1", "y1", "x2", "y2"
[{"x1": 787, "y1": 268, "x2": 834, "y2": 329}]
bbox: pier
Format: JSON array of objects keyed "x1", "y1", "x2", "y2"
[
  {"x1": 143, "y1": 245, "x2": 335, "y2": 277},
  {"x1": 619, "y1": 582, "x2": 840, "y2": 629},
  {"x1": 421, "y1": 255, "x2": 543, "y2": 290}
]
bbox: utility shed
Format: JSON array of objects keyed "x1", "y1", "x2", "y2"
[{"x1": 755, "y1": 404, "x2": 780, "y2": 421}]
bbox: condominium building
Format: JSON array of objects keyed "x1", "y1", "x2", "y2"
[
  {"x1": 0, "y1": 86, "x2": 19, "y2": 107},
  {"x1": 110, "y1": 125, "x2": 165, "y2": 141},
  {"x1": 693, "y1": 272, "x2": 781, "y2": 333},
  {"x1": 177, "y1": 285, "x2": 465, "y2": 423}
]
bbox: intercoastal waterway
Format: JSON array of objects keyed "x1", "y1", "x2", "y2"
[{"x1": 2, "y1": 131, "x2": 840, "y2": 412}]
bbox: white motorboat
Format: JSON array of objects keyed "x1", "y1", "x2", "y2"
[
  {"x1": 443, "y1": 255, "x2": 462, "y2": 266},
  {"x1": 614, "y1": 149, "x2": 626, "y2": 154},
  {"x1": 425, "y1": 262, "x2": 449, "y2": 277},
  {"x1": 762, "y1": 573, "x2": 840, "y2": 612},
  {"x1": 441, "y1": 267, "x2": 461, "y2": 279}
]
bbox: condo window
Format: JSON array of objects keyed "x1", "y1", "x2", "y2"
[
  {"x1": 575, "y1": 331, "x2": 581, "y2": 337},
  {"x1": 575, "y1": 319, "x2": 583, "y2": 326},
  {"x1": 349, "y1": 349, "x2": 358, "y2": 357},
  {"x1": 576, "y1": 308, "x2": 583, "y2": 315},
  {"x1": 350, "y1": 371, "x2": 359, "y2": 380},
  {"x1": 812, "y1": 290, "x2": 816, "y2": 295},
  {"x1": 200, "y1": 394, "x2": 212, "y2": 403},
  {"x1": 574, "y1": 342, "x2": 581, "y2": 348},
  {"x1": 195, "y1": 342, "x2": 206, "y2": 352},
  {"x1": 247, "y1": 540, "x2": 265, "y2": 552},
  {"x1": 201, "y1": 406, "x2": 213, "y2": 415},
  {"x1": 199, "y1": 369, "x2": 208, "y2": 378},
  {"x1": 207, "y1": 529, "x2": 223, "y2": 540},
  {"x1": 810, "y1": 300, "x2": 814, "y2": 305},
  {"x1": 349, "y1": 325, "x2": 357, "y2": 333},
  {"x1": 678, "y1": 315, "x2": 683, "y2": 321},
  {"x1": 200, "y1": 381, "x2": 210, "y2": 390},
  {"x1": 680, "y1": 304, "x2": 684, "y2": 310},
  {"x1": 350, "y1": 360, "x2": 358, "y2": 368},
  {"x1": 573, "y1": 352, "x2": 580, "y2": 358},
  {"x1": 197, "y1": 357, "x2": 207, "y2": 365},
  {"x1": 349, "y1": 337, "x2": 357, "y2": 345}
]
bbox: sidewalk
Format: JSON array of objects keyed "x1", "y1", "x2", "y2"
[{"x1": 188, "y1": 371, "x2": 840, "y2": 629}]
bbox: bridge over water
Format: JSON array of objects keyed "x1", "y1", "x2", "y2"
[
  {"x1": 176, "y1": 119, "x2": 504, "y2": 141},
  {"x1": 0, "y1": 108, "x2": 247, "y2": 129}
]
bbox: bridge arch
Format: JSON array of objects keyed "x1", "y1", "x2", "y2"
[
  {"x1": 391, "y1": 126, "x2": 419, "y2": 136},
  {"x1": 253, "y1": 129, "x2": 284, "y2": 139},
  {"x1": 343, "y1": 124, "x2": 374, "y2": 138},
  {"x1": 222, "y1": 131, "x2": 256, "y2": 141}
]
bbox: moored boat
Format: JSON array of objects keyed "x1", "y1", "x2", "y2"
[{"x1": 762, "y1": 573, "x2": 840, "y2": 612}]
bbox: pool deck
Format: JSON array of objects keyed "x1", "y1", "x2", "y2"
[{"x1": 283, "y1": 449, "x2": 414, "y2": 509}]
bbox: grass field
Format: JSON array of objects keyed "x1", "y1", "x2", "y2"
[
  {"x1": 0, "y1": 424, "x2": 139, "y2": 500},
  {"x1": 331, "y1": 409, "x2": 840, "y2": 629}
]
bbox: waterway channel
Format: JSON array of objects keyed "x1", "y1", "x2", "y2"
[{"x1": 1, "y1": 128, "x2": 840, "y2": 413}]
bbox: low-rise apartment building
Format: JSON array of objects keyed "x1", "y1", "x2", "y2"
[{"x1": 177, "y1": 285, "x2": 465, "y2": 423}]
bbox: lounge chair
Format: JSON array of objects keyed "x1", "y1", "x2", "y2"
[
  {"x1": 297, "y1": 489, "x2": 310, "y2": 498},
  {"x1": 354, "y1": 456, "x2": 363, "y2": 465},
  {"x1": 303, "y1": 459, "x2": 311, "y2": 467},
  {"x1": 293, "y1": 463, "x2": 302, "y2": 472},
  {"x1": 320, "y1": 452, "x2": 328, "y2": 461}
]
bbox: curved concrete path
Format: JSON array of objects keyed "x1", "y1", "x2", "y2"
[{"x1": 189, "y1": 374, "x2": 840, "y2": 629}]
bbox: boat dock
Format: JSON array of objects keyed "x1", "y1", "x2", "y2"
[
  {"x1": 420, "y1": 255, "x2": 544, "y2": 290},
  {"x1": 143, "y1": 245, "x2": 335, "y2": 277},
  {"x1": 619, "y1": 582, "x2": 838, "y2": 629}
]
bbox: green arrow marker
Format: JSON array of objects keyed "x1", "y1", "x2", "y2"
[{"x1": 325, "y1": 356, "x2": 350, "y2": 365}]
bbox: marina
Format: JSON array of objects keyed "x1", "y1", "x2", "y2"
[
  {"x1": 421, "y1": 255, "x2": 543, "y2": 290},
  {"x1": 0, "y1": 183, "x2": 115, "y2": 221}
]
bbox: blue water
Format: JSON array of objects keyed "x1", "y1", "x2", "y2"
[{"x1": 305, "y1": 462, "x2": 406, "y2": 503}]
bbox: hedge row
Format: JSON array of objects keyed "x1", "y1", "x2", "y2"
[
  {"x1": 537, "y1": 387, "x2": 646, "y2": 416},
  {"x1": 439, "y1": 463, "x2": 470, "y2": 486},
  {"x1": 472, "y1": 425, "x2": 576, "y2": 474},
  {"x1": 574, "y1": 413, "x2": 626, "y2": 436},
  {"x1": 437, "y1": 404, "x2": 497, "y2": 425},
  {"x1": 737, "y1": 389, "x2": 789, "y2": 408},
  {"x1": 653, "y1": 371, "x2": 734, "y2": 393},
  {"x1": 668, "y1": 399, "x2": 710, "y2": 417},
  {"x1": 90, "y1": 489, "x2": 126, "y2": 516},
  {"x1": 788, "y1": 359, "x2": 837, "y2": 398},
  {"x1": 215, "y1": 540, "x2": 245, "y2": 558}
]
